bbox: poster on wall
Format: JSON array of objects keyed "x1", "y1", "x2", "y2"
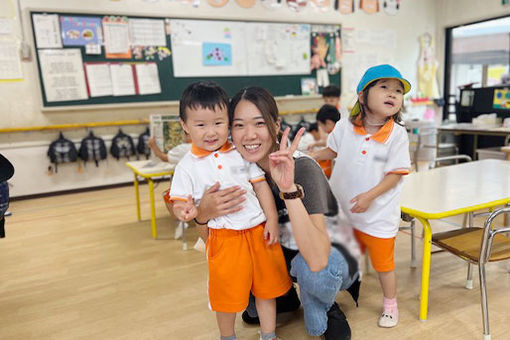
[
  {"x1": 0, "y1": 40, "x2": 23, "y2": 80},
  {"x1": 493, "y1": 89, "x2": 510, "y2": 109},
  {"x1": 84, "y1": 62, "x2": 113, "y2": 97},
  {"x1": 129, "y1": 18, "x2": 166, "y2": 46},
  {"x1": 39, "y1": 49, "x2": 88, "y2": 102},
  {"x1": 33, "y1": 14, "x2": 62, "y2": 48},
  {"x1": 110, "y1": 63, "x2": 136, "y2": 96},
  {"x1": 171, "y1": 19, "x2": 247, "y2": 77},
  {"x1": 103, "y1": 16, "x2": 132, "y2": 58},
  {"x1": 134, "y1": 62, "x2": 161, "y2": 95},
  {"x1": 60, "y1": 16, "x2": 102, "y2": 46},
  {"x1": 245, "y1": 23, "x2": 310, "y2": 76},
  {"x1": 202, "y1": 43, "x2": 232, "y2": 66}
]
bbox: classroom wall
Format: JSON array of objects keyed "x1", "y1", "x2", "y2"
[{"x1": 1, "y1": 0, "x2": 438, "y2": 197}]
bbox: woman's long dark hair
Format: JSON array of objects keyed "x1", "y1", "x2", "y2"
[
  {"x1": 229, "y1": 87, "x2": 282, "y2": 153},
  {"x1": 350, "y1": 79, "x2": 405, "y2": 127}
]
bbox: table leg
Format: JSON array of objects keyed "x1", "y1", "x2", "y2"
[
  {"x1": 473, "y1": 134, "x2": 478, "y2": 160},
  {"x1": 134, "y1": 174, "x2": 141, "y2": 221},
  {"x1": 148, "y1": 178, "x2": 157, "y2": 239},
  {"x1": 417, "y1": 216, "x2": 432, "y2": 321}
]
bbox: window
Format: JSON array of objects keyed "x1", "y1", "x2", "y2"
[{"x1": 444, "y1": 16, "x2": 510, "y2": 120}]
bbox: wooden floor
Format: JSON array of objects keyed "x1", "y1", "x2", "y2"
[{"x1": 1, "y1": 183, "x2": 510, "y2": 340}]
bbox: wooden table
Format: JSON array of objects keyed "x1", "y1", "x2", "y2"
[
  {"x1": 400, "y1": 159, "x2": 510, "y2": 321},
  {"x1": 126, "y1": 160, "x2": 174, "y2": 239}
]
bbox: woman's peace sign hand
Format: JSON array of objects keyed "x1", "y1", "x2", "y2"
[{"x1": 268, "y1": 127, "x2": 305, "y2": 192}]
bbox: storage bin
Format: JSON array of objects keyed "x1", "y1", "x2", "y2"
[{"x1": 476, "y1": 147, "x2": 506, "y2": 160}]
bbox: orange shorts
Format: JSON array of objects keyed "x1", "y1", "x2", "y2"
[
  {"x1": 318, "y1": 159, "x2": 332, "y2": 178},
  {"x1": 353, "y1": 229, "x2": 395, "y2": 272},
  {"x1": 207, "y1": 224, "x2": 292, "y2": 313}
]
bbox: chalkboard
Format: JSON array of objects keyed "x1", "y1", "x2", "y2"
[{"x1": 30, "y1": 11, "x2": 340, "y2": 108}]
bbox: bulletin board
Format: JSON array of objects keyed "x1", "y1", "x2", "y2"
[{"x1": 30, "y1": 11, "x2": 340, "y2": 109}]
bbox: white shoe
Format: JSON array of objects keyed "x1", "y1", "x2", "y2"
[
  {"x1": 378, "y1": 311, "x2": 398, "y2": 328},
  {"x1": 193, "y1": 238, "x2": 206, "y2": 253},
  {"x1": 174, "y1": 222, "x2": 186, "y2": 240}
]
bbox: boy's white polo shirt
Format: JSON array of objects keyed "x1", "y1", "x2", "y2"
[
  {"x1": 327, "y1": 117, "x2": 410, "y2": 238},
  {"x1": 169, "y1": 142, "x2": 267, "y2": 230}
]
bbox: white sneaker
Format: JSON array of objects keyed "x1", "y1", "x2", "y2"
[
  {"x1": 193, "y1": 238, "x2": 206, "y2": 253},
  {"x1": 378, "y1": 311, "x2": 398, "y2": 328},
  {"x1": 174, "y1": 222, "x2": 186, "y2": 240}
]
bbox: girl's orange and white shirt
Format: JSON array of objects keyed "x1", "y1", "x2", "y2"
[
  {"x1": 169, "y1": 141, "x2": 267, "y2": 230},
  {"x1": 327, "y1": 116, "x2": 410, "y2": 238}
]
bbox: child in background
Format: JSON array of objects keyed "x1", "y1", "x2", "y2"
[
  {"x1": 322, "y1": 84, "x2": 341, "y2": 109},
  {"x1": 312, "y1": 64, "x2": 411, "y2": 328},
  {"x1": 147, "y1": 132, "x2": 192, "y2": 165},
  {"x1": 148, "y1": 132, "x2": 192, "y2": 240},
  {"x1": 170, "y1": 81, "x2": 291, "y2": 340},
  {"x1": 297, "y1": 122, "x2": 321, "y2": 152},
  {"x1": 306, "y1": 104, "x2": 340, "y2": 178}
]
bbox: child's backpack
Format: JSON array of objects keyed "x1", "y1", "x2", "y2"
[
  {"x1": 137, "y1": 127, "x2": 151, "y2": 160},
  {"x1": 47, "y1": 132, "x2": 78, "y2": 173},
  {"x1": 79, "y1": 131, "x2": 107, "y2": 167},
  {"x1": 110, "y1": 129, "x2": 136, "y2": 160}
]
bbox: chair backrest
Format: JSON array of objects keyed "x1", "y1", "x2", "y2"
[
  {"x1": 430, "y1": 154, "x2": 472, "y2": 169},
  {"x1": 480, "y1": 206, "x2": 510, "y2": 264}
]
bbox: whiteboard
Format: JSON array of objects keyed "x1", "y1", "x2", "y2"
[
  {"x1": 246, "y1": 23, "x2": 311, "y2": 76},
  {"x1": 170, "y1": 19, "x2": 248, "y2": 77}
]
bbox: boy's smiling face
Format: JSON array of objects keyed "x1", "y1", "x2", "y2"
[{"x1": 180, "y1": 104, "x2": 229, "y2": 152}]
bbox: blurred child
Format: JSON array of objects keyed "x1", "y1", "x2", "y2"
[
  {"x1": 147, "y1": 132, "x2": 192, "y2": 165},
  {"x1": 307, "y1": 105, "x2": 341, "y2": 178},
  {"x1": 322, "y1": 84, "x2": 341, "y2": 109},
  {"x1": 148, "y1": 132, "x2": 193, "y2": 240}
]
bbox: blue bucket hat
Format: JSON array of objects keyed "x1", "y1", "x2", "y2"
[{"x1": 351, "y1": 64, "x2": 411, "y2": 116}]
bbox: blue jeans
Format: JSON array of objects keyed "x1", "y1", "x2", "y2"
[
  {"x1": 291, "y1": 246, "x2": 357, "y2": 336},
  {"x1": 246, "y1": 246, "x2": 357, "y2": 336}
]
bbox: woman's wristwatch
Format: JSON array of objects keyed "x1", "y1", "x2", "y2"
[{"x1": 279, "y1": 184, "x2": 305, "y2": 200}]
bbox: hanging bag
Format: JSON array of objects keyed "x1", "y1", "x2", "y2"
[
  {"x1": 47, "y1": 132, "x2": 78, "y2": 173},
  {"x1": 137, "y1": 127, "x2": 151, "y2": 160},
  {"x1": 110, "y1": 129, "x2": 137, "y2": 160},
  {"x1": 79, "y1": 131, "x2": 107, "y2": 167}
]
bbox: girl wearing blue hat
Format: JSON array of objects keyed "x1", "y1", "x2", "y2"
[{"x1": 311, "y1": 64, "x2": 411, "y2": 328}]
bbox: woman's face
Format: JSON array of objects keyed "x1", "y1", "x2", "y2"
[{"x1": 231, "y1": 99, "x2": 276, "y2": 164}]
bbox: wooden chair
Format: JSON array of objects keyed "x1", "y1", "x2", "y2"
[{"x1": 431, "y1": 207, "x2": 510, "y2": 340}]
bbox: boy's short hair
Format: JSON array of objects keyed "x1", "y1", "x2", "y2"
[
  {"x1": 179, "y1": 81, "x2": 229, "y2": 121},
  {"x1": 316, "y1": 104, "x2": 341, "y2": 124},
  {"x1": 307, "y1": 122, "x2": 318, "y2": 132},
  {"x1": 322, "y1": 85, "x2": 340, "y2": 98}
]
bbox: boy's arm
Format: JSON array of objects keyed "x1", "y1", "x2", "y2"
[
  {"x1": 309, "y1": 147, "x2": 337, "y2": 161},
  {"x1": 171, "y1": 195, "x2": 197, "y2": 221},
  {"x1": 148, "y1": 137, "x2": 169, "y2": 162},
  {"x1": 252, "y1": 180, "x2": 279, "y2": 245},
  {"x1": 350, "y1": 173, "x2": 402, "y2": 213},
  {"x1": 307, "y1": 140, "x2": 327, "y2": 151}
]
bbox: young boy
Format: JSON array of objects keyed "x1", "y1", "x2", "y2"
[
  {"x1": 169, "y1": 81, "x2": 291, "y2": 340},
  {"x1": 307, "y1": 105, "x2": 340, "y2": 178},
  {"x1": 322, "y1": 84, "x2": 341, "y2": 109},
  {"x1": 147, "y1": 132, "x2": 192, "y2": 165},
  {"x1": 147, "y1": 131, "x2": 193, "y2": 240}
]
